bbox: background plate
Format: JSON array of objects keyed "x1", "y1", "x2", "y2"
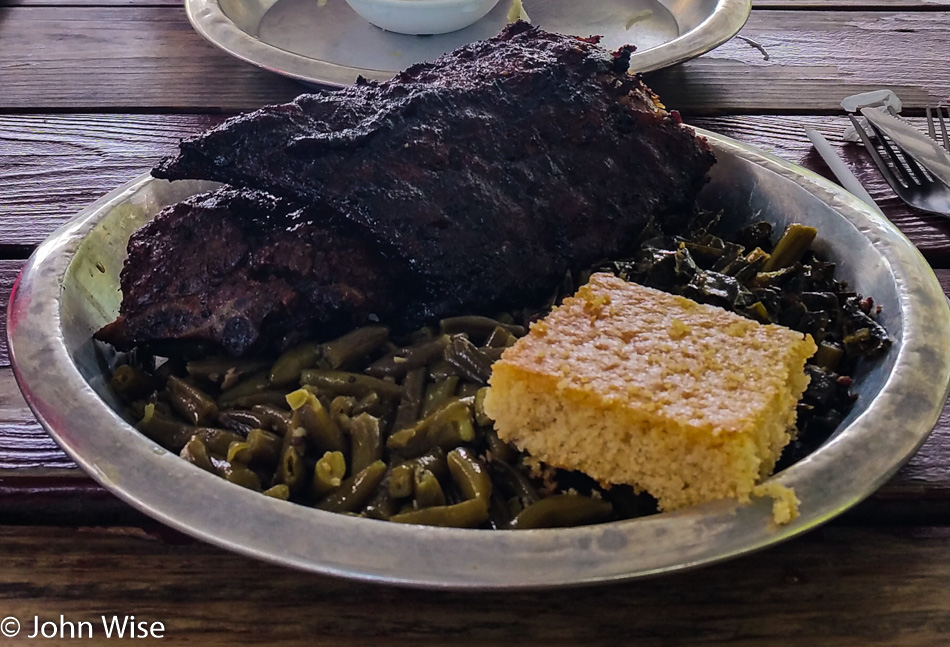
[
  {"x1": 7, "y1": 131, "x2": 950, "y2": 589},
  {"x1": 185, "y1": 0, "x2": 751, "y2": 87}
]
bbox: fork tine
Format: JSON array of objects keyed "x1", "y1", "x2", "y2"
[
  {"x1": 865, "y1": 120, "x2": 916, "y2": 186},
  {"x1": 849, "y1": 114, "x2": 903, "y2": 191},
  {"x1": 929, "y1": 106, "x2": 950, "y2": 151}
]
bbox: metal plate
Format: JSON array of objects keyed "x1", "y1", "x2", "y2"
[
  {"x1": 8, "y1": 130, "x2": 950, "y2": 589},
  {"x1": 186, "y1": 0, "x2": 751, "y2": 87}
]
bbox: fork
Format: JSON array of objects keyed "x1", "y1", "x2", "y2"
[
  {"x1": 848, "y1": 114, "x2": 950, "y2": 216},
  {"x1": 927, "y1": 106, "x2": 950, "y2": 151}
]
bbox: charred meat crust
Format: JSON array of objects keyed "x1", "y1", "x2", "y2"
[{"x1": 100, "y1": 23, "x2": 716, "y2": 355}]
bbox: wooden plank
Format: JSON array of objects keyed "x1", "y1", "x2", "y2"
[
  {"x1": 0, "y1": 524, "x2": 948, "y2": 645},
  {"x1": 0, "y1": 6, "x2": 302, "y2": 111},
  {"x1": 5, "y1": 114, "x2": 950, "y2": 262},
  {"x1": 643, "y1": 11, "x2": 950, "y2": 114},
  {"x1": 0, "y1": 260, "x2": 20, "y2": 367},
  {"x1": 0, "y1": 114, "x2": 225, "y2": 248},
  {"x1": 0, "y1": 8, "x2": 948, "y2": 112}
]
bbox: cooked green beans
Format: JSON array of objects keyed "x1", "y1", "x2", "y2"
[
  {"x1": 115, "y1": 316, "x2": 636, "y2": 530},
  {"x1": 508, "y1": 495, "x2": 613, "y2": 529}
]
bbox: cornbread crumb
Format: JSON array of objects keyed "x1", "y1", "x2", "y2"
[
  {"x1": 483, "y1": 273, "x2": 816, "y2": 512},
  {"x1": 752, "y1": 482, "x2": 800, "y2": 525}
]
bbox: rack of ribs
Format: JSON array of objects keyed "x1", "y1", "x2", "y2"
[{"x1": 96, "y1": 22, "x2": 716, "y2": 355}]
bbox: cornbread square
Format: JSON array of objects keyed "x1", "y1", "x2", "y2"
[{"x1": 483, "y1": 273, "x2": 816, "y2": 512}]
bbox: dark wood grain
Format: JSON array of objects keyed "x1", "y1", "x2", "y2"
[
  {"x1": 5, "y1": 114, "x2": 950, "y2": 260},
  {"x1": 0, "y1": 372, "x2": 76, "y2": 470},
  {"x1": 0, "y1": 114, "x2": 225, "y2": 248},
  {"x1": 0, "y1": 6, "x2": 302, "y2": 111},
  {"x1": 644, "y1": 11, "x2": 950, "y2": 114},
  {"x1": 0, "y1": 524, "x2": 948, "y2": 645},
  {"x1": 0, "y1": 260, "x2": 19, "y2": 366},
  {"x1": 0, "y1": 8, "x2": 949, "y2": 112}
]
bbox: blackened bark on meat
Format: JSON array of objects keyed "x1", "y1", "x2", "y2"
[
  {"x1": 104, "y1": 23, "x2": 715, "y2": 354},
  {"x1": 96, "y1": 188, "x2": 401, "y2": 355}
]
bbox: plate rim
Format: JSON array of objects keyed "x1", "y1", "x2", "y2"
[
  {"x1": 7, "y1": 129, "x2": 950, "y2": 590},
  {"x1": 183, "y1": 0, "x2": 752, "y2": 87}
]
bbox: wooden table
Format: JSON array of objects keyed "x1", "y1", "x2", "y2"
[{"x1": 3, "y1": 1, "x2": 950, "y2": 644}]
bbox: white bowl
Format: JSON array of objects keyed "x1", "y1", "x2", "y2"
[{"x1": 344, "y1": 0, "x2": 501, "y2": 35}]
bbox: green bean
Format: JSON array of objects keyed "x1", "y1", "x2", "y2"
[
  {"x1": 444, "y1": 335, "x2": 494, "y2": 384},
  {"x1": 180, "y1": 436, "x2": 216, "y2": 473},
  {"x1": 263, "y1": 484, "x2": 290, "y2": 500},
  {"x1": 389, "y1": 498, "x2": 489, "y2": 528},
  {"x1": 353, "y1": 391, "x2": 382, "y2": 416},
  {"x1": 227, "y1": 440, "x2": 253, "y2": 464},
  {"x1": 489, "y1": 459, "x2": 540, "y2": 506},
  {"x1": 110, "y1": 364, "x2": 156, "y2": 400},
  {"x1": 313, "y1": 450, "x2": 346, "y2": 497},
  {"x1": 217, "y1": 409, "x2": 267, "y2": 435},
  {"x1": 269, "y1": 341, "x2": 323, "y2": 387},
  {"x1": 251, "y1": 405, "x2": 294, "y2": 436},
  {"x1": 484, "y1": 428, "x2": 517, "y2": 464},
  {"x1": 349, "y1": 413, "x2": 383, "y2": 474},
  {"x1": 391, "y1": 367, "x2": 426, "y2": 433},
  {"x1": 447, "y1": 448, "x2": 492, "y2": 502},
  {"x1": 316, "y1": 460, "x2": 387, "y2": 513},
  {"x1": 484, "y1": 326, "x2": 519, "y2": 348},
  {"x1": 362, "y1": 477, "x2": 401, "y2": 520},
  {"x1": 220, "y1": 462, "x2": 262, "y2": 491},
  {"x1": 137, "y1": 404, "x2": 193, "y2": 450},
  {"x1": 388, "y1": 464, "x2": 415, "y2": 499},
  {"x1": 287, "y1": 389, "x2": 346, "y2": 453},
  {"x1": 388, "y1": 446, "x2": 450, "y2": 498},
  {"x1": 387, "y1": 398, "x2": 474, "y2": 456},
  {"x1": 299, "y1": 370, "x2": 403, "y2": 399},
  {"x1": 218, "y1": 370, "x2": 271, "y2": 405},
  {"x1": 221, "y1": 391, "x2": 290, "y2": 409},
  {"x1": 329, "y1": 395, "x2": 356, "y2": 433},
  {"x1": 508, "y1": 494, "x2": 613, "y2": 530},
  {"x1": 187, "y1": 357, "x2": 269, "y2": 388},
  {"x1": 439, "y1": 316, "x2": 525, "y2": 343},
  {"x1": 245, "y1": 428, "x2": 282, "y2": 466},
  {"x1": 276, "y1": 445, "x2": 306, "y2": 492},
  {"x1": 428, "y1": 360, "x2": 458, "y2": 382},
  {"x1": 191, "y1": 428, "x2": 246, "y2": 456},
  {"x1": 321, "y1": 325, "x2": 390, "y2": 370},
  {"x1": 166, "y1": 375, "x2": 218, "y2": 426},
  {"x1": 421, "y1": 376, "x2": 458, "y2": 417},
  {"x1": 413, "y1": 469, "x2": 446, "y2": 508},
  {"x1": 761, "y1": 223, "x2": 817, "y2": 271},
  {"x1": 365, "y1": 335, "x2": 451, "y2": 379}
]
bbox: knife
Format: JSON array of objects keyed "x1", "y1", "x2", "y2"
[
  {"x1": 805, "y1": 127, "x2": 884, "y2": 215},
  {"x1": 860, "y1": 107, "x2": 950, "y2": 188}
]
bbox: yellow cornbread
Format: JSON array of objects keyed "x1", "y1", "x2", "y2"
[{"x1": 482, "y1": 273, "x2": 816, "y2": 513}]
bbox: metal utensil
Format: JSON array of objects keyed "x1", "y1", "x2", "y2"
[
  {"x1": 927, "y1": 106, "x2": 950, "y2": 151},
  {"x1": 849, "y1": 114, "x2": 950, "y2": 217},
  {"x1": 861, "y1": 107, "x2": 950, "y2": 188},
  {"x1": 805, "y1": 127, "x2": 883, "y2": 215}
]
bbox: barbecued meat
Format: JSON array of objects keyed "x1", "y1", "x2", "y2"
[
  {"x1": 98, "y1": 22, "x2": 716, "y2": 355},
  {"x1": 96, "y1": 188, "x2": 400, "y2": 354}
]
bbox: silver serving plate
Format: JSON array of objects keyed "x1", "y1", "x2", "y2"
[
  {"x1": 186, "y1": 0, "x2": 751, "y2": 86},
  {"x1": 8, "y1": 130, "x2": 950, "y2": 589}
]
